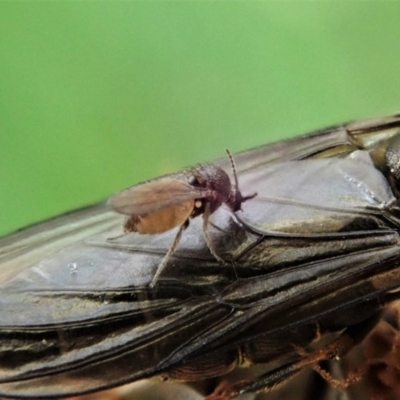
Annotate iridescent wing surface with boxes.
[1,114,400,398]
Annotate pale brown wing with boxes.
[108,175,210,216]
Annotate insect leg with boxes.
[150,221,188,287]
[202,202,225,264]
[208,221,230,234]
[106,232,129,241]
[204,336,355,400]
[206,315,381,399]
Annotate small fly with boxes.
[108,150,256,286]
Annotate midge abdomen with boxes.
[124,200,196,234]
[1,114,400,399]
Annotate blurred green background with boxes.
[2,1,400,236]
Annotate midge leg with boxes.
[205,335,357,400]
[151,204,227,287]
[150,220,189,287]
[205,315,381,399]
[202,202,226,265]
[109,220,190,288]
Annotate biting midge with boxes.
[108,150,256,286]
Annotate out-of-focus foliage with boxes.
[1,2,400,235]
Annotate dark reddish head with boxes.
[190,164,233,214]
[190,151,256,217]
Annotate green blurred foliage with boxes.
[1,1,400,236]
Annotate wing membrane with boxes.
[108,175,209,215]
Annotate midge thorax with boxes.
[108,150,256,286]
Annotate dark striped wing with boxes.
[0,114,400,398]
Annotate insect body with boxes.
[2,114,400,399]
[108,152,256,286]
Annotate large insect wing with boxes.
[108,175,209,215]
[0,224,395,399]
[0,229,238,397]
[154,240,400,367]
[237,151,397,234]
[0,199,248,397]
[1,114,400,399]
[0,204,121,283]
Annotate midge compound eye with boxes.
[3,113,400,400]
[107,149,257,287]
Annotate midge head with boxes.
[108,150,256,286]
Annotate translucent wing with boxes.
[108,174,210,215]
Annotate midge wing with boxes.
[108,173,210,215]
[1,114,400,398]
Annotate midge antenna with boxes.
[226,148,239,194]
